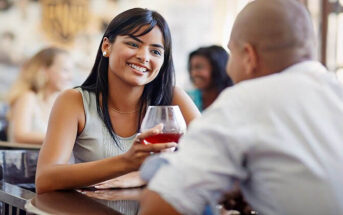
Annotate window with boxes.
[319,0,343,79]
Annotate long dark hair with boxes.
[81,8,175,144]
[188,45,233,92]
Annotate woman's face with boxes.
[45,53,73,91]
[190,55,212,90]
[104,26,165,87]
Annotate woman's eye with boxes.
[127,42,138,48]
[152,50,162,56]
[194,65,204,70]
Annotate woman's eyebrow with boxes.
[128,35,143,43]
[128,35,164,50]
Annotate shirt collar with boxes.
[281,60,327,74]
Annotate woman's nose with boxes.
[136,48,149,63]
[191,68,201,76]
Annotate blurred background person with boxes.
[6,47,72,144]
[187,45,233,112]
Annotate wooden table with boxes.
[26,188,142,215]
[0,180,142,215]
[0,147,142,215]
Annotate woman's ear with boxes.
[101,37,111,57]
[242,43,258,78]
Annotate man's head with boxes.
[227,0,316,84]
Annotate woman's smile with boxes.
[127,63,149,75]
[105,26,164,86]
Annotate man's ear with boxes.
[101,37,111,56]
[242,43,258,77]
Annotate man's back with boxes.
[146,61,343,215]
[139,0,343,214]
[227,61,343,214]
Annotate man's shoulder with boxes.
[218,75,284,100]
[215,71,305,110]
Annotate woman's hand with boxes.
[79,187,142,201]
[122,124,177,171]
[93,171,145,189]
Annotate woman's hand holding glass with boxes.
[122,124,177,171]
[140,106,186,146]
[122,106,185,174]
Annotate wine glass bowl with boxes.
[141,106,186,144]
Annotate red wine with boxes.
[144,133,182,144]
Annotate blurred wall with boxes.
[0,0,323,102]
[0,0,253,101]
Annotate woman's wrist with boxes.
[119,154,139,172]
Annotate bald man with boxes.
[139,0,343,214]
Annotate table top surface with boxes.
[0,144,141,215]
[26,187,143,215]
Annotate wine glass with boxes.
[140,106,186,144]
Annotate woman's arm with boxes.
[36,89,176,193]
[11,91,45,144]
[36,89,131,193]
[172,86,201,126]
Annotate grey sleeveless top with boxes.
[73,88,136,163]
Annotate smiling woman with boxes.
[35,8,200,194]
[187,45,233,111]
[104,26,165,87]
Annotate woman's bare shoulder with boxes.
[50,89,86,131]
[52,89,84,114]
[172,86,201,125]
[54,88,83,105]
[58,88,82,99]
[13,91,37,109]
[172,86,194,104]
[17,90,36,101]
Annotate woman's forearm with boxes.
[35,154,136,194]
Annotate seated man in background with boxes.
[139,0,343,214]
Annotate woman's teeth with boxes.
[129,64,147,72]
